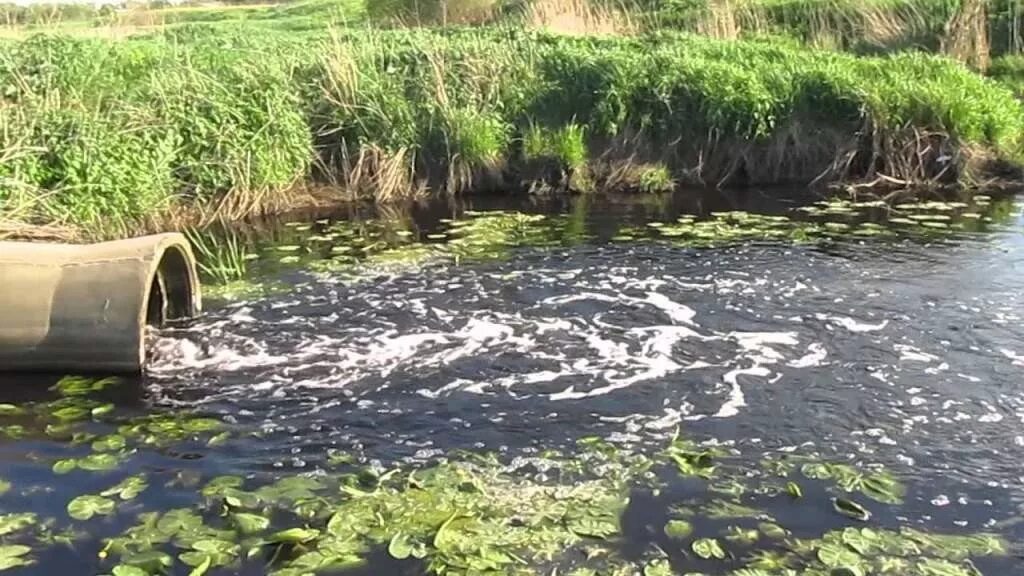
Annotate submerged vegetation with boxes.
[1,1,1024,235]
[0,375,1016,575]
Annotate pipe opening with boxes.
[145,246,196,326]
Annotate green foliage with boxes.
[367,0,500,25]
[3,25,1023,229]
[0,544,33,572]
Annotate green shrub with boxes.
[21,107,177,225]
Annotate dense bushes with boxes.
[1,27,1023,229]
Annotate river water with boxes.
[2,190,1024,575]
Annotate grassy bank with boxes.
[2,27,1022,234]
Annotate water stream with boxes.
[2,190,1024,575]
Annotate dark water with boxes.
[3,189,1024,575]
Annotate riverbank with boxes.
[2,26,1023,237]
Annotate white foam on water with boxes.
[715,365,771,418]
[816,314,889,333]
[643,292,697,324]
[895,344,940,363]
[1000,349,1024,366]
[788,343,827,368]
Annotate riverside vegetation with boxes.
[3,0,1024,237]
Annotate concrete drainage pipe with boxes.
[0,233,202,373]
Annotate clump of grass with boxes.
[989,53,1024,97]
[520,0,637,35]
[184,227,251,284]
[2,26,1023,233]
[367,0,501,26]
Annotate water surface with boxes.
[2,189,1024,575]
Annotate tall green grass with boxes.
[1,27,1022,232]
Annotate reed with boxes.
[1,24,1022,235]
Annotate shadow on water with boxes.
[0,372,146,410]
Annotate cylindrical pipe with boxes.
[0,233,202,373]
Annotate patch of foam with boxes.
[816,314,889,333]
[895,344,940,363]
[788,343,827,368]
[1000,349,1024,367]
[715,366,770,418]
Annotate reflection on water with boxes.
[3,189,1024,575]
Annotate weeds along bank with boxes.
[1,28,1023,232]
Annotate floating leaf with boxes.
[0,513,36,536]
[267,527,319,544]
[692,537,726,560]
[186,554,212,576]
[0,545,32,571]
[78,452,120,472]
[0,479,9,496]
[67,495,115,520]
[53,459,77,475]
[232,513,269,535]
[201,476,244,497]
[92,403,116,418]
[663,520,693,539]
[643,559,673,576]
[758,522,787,540]
[92,434,126,452]
[786,481,803,498]
[916,558,973,576]
[833,497,871,522]
[52,406,89,421]
[724,526,759,545]
[207,431,231,446]
[817,541,862,568]
[841,527,883,556]
[122,551,173,572]
[101,475,148,500]
[388,533,413,560]
[860,472,905,505]
[111,566,148,576]
[0,404,23,416]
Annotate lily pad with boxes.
[644,559,673,576]
[92,434,126,452]
[786,481,803,498]
[664,520,693,539]
[52,459,77,475]
[0,545,32,572]
[232,513,270,534]
[267,527,320,544]
[833,497,871,522]
[818,541,862,567]
[692,537,726,560]
[101,475,148,500]
[67,494,116,520]
[0,514,35,536]
[388,532,414,559]
[78,452,120,472]
[111,566,148,576]
[122,550,173,572]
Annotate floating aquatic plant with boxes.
[0,378,1016,575]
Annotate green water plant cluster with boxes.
[184,194,1016,301]
[642,194,1012,247]
[1,24,1022,233]
[0,375,1017,575]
